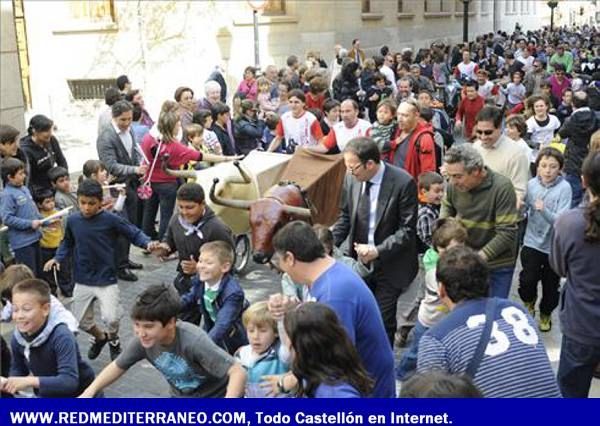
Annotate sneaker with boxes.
[539,314,552,332]
[88,334,108,360]
[524,301,535,318]
[109,338,122,360]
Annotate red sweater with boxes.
[305,92,326,112]
[140,134,202,183]
[456,95,485,140]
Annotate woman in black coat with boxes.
[20,115,68,192]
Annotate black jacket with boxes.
[20,135,68,192]
[332,164,418,289]
[560,108,599,176]
[233,116,265,155]
[212,123,236,156]
[332,62,360,103]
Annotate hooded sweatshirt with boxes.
[560,107,599,176]
[10,311,94,397]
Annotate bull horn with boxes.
[233,161,252,184]
[164,168,197,180]
[282,204,312,218]
[209,178,251,210]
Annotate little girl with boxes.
[185,124,213,172]
[80,160,126,213]
[371,99,398,155]
[502,71,526,112]
[192,109,223,155]
[282,302,374,398]
[257,77,280,116]
[526,94,562,170]
[235,301,290,397]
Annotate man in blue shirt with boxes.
[417,246,561,398]
[267,221,395,397]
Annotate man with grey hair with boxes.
[441,144,519,299]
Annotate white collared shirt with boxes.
[362,162,385,246]
[204,279,221,293]
[112,121,133,158]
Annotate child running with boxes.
[519,147,572,331]
[180,241,248,354]
[1,279,94,397]
[79,283,247,397]
[44,180,160,361]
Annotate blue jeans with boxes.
[565,173,584,208]
[558,335,600,398]
[489,267,515,299]
[396,319,429,381]
[142,182,178,240]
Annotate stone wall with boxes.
[0,1,26,133]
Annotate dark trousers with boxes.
[518,246,560,315]
[173,272,201,325]
[13,241,41,278]
[115,183,144,270]
[367,270,408,347]
[40,247,73,297]
[142,182,178,240]
[558,335,600,398]
[565,173,584,208]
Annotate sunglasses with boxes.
[475,129,495,136]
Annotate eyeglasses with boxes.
[346,162,365,174]
[475,129,495,136]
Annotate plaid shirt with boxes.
[417,203,440,250]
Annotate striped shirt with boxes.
[440,168,519,270]
[417,298,561,398]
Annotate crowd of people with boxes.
[0,23,599,398]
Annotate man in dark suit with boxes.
[333,136,418,345]
[97,100,148,281]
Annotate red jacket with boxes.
[385,121,436,180]
[456,95,485,140]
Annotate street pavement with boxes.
[1,128,598,398]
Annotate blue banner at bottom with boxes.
[0,398,595,426]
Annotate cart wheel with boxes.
[233,234,251,275]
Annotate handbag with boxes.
[137,138,163,200]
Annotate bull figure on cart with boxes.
[210,173,313,264]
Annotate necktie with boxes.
[354,181,373,251]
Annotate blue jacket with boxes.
[11,316,95,397]
[523,175,572,254]
[55,210,151,286]
[181,273,248,354]
[0,184,42,250]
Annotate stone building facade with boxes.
[2,1,596,141]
